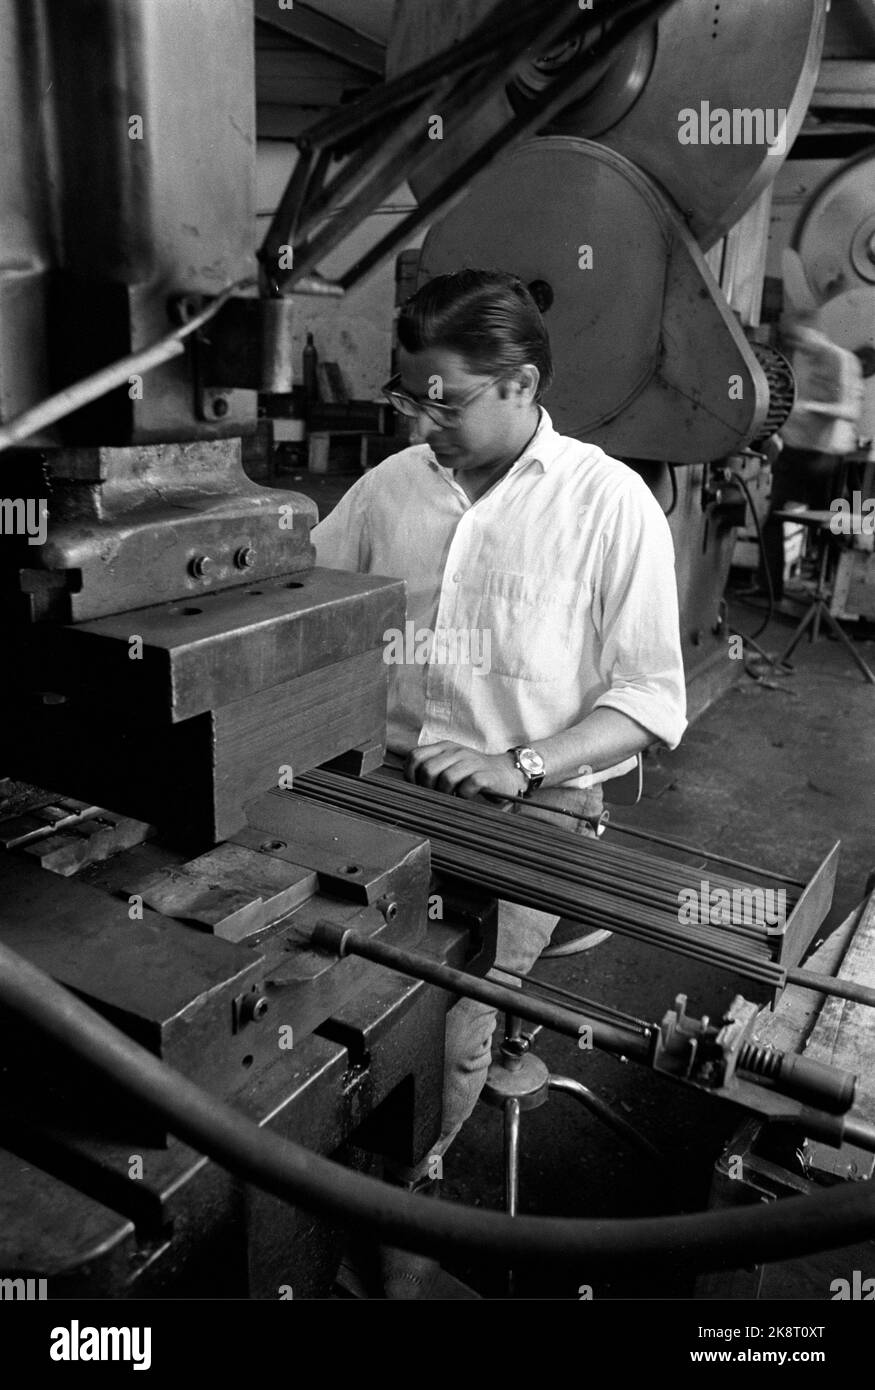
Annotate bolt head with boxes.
[189,555,213,579]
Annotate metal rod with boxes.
[304,770,782,902]
[547,1076,667,1170]
[842,1114,875,1153]
[339,767,794,898]
[502,972,653,1036]
[309,921,654,1065]
[504,1097,521,1297]
[600,820,808,888]
[294,775,789,973]
[304,808,778,968]
[785,966,875,1012]
[292,805,786,981]
[505,1099,521,1220]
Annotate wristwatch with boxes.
[508,746,546,797]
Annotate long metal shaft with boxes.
[293,775,875,1012]
[309,921,655,1064]
[296,773,787,925]
[300,770,793,902]
[294,775,788,982]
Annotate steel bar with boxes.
[292,819,782,970]
[290,776,794,991]
[304,770,782,902]
[305,776,875,1013]
[502,972,654,1037]
[362,768,793,898]
[600,820,808,888]
[294,774,786,956]
[786,966,875,1012]
[505,1099,521,1220]
[309,921,655,1065]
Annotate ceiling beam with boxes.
[254,1,385,77]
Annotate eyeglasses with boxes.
[381,372,501,427]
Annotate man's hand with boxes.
[405,742,527,799]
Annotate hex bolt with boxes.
[241,993,269,1024]
[189,555,213,579]
[234,546,255,570]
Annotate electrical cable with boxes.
[0,277,255,456]
[730,469,775,644]
[4,935,875,1275]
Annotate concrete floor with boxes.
[437,596,875,1299]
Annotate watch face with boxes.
[518,747,544,777]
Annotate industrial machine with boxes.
[1,0,874,1300]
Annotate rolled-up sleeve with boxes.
[591,479,687,749]
[310,473,372,572]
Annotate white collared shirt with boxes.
[311,408,687,788]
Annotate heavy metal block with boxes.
[0,852,268,1099]
[1,647,391,847]
[215,648,389,841]
[241,792,431,909]
[8,441,321,622]
[15,567,404,720]
[129,843,318,943]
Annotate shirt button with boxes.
[452,572,461,583]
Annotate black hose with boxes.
[731,470,774,642]
[2,936,874,1275]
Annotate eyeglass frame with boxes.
[381,371,504,427]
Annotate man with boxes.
[312,268,687,1294]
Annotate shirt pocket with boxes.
[476,569,580,682]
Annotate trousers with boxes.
[394,783,605,1183]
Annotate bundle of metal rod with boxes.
[291,771,796,989]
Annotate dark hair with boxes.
[397,268,553,401]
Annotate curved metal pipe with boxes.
[547,1075,666,1170]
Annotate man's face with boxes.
[396,347,532,472]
